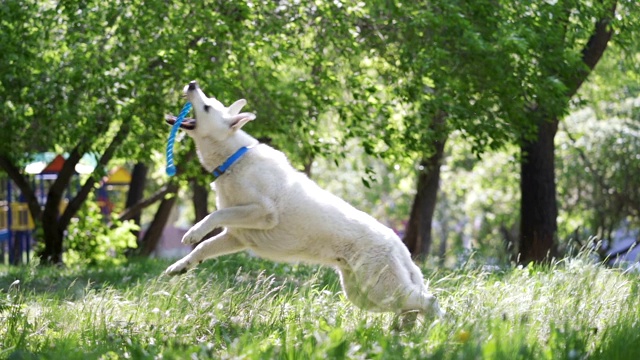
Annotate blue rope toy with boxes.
[165,102,192,176]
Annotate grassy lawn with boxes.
[1,253,639,359]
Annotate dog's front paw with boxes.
[181,228,203,245]
[165,259,193,275]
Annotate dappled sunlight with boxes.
[3,253,640,358]
[434,256,639,358]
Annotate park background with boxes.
[1,0,640,359]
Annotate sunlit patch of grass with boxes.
[1,252,639,359]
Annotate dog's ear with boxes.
[228,112,256,131]
[228,99,247,116]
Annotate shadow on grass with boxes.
[0,252,341,300]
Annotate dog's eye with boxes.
[203,104,210,113]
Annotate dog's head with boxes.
[165,81,256,142]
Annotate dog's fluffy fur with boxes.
[165,81,443,322]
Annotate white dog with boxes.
[164,81,443,324]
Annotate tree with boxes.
[555,28,640,246]
[0,0,189,263]
[357,0,640,263]
[358,0,535,257]
[515,1,629,263]
[3,0,637,265]
[1,0,361,263]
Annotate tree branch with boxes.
[114,147,197,224]
[43,144,84,224]
[60,122,132,229]
[566,1,617,97]
[116,184,174,222]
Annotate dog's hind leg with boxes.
[337,266,381,310]
[349,252,444,320]
[165,230,246,275]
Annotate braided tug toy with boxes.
[165,102,192,176]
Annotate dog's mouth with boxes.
[165,114,197,130]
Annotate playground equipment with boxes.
[0,153,94,264]
[1,153,131,264]
[97,166,132,215]
[0,181,35,264]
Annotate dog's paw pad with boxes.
[181,232,201,245]
[165,261,190,275]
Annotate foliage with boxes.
[0,254,639,359]
[0,0,366,261]
[312,141,416,232]
[231,0,358,165]
[556,38,640,242]
[557,100,640,241]
[64,195,138,266]
[313,133,523,262]
[1,0,640,264]
[350,0,640,261]
[0,0,52,156]
[357,0,601,158]
[353,0,640,170]
[437,136,521,261]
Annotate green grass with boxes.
[1,253,639,359]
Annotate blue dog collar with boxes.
[213,144,256,178]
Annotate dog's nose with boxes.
[188,81,197,91]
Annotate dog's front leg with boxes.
[165,230,245,275]
[182,203,277,245]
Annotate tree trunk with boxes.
[191,178,222,245]
[518,4,615,263]
[519,119,559,263]
[192,179,209,223]
[39,146,83,264]
[125,163,148,238]
[403,136,447,257]
[138,182,179,256]
[437,193,448,266]
[39,215,65,264]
